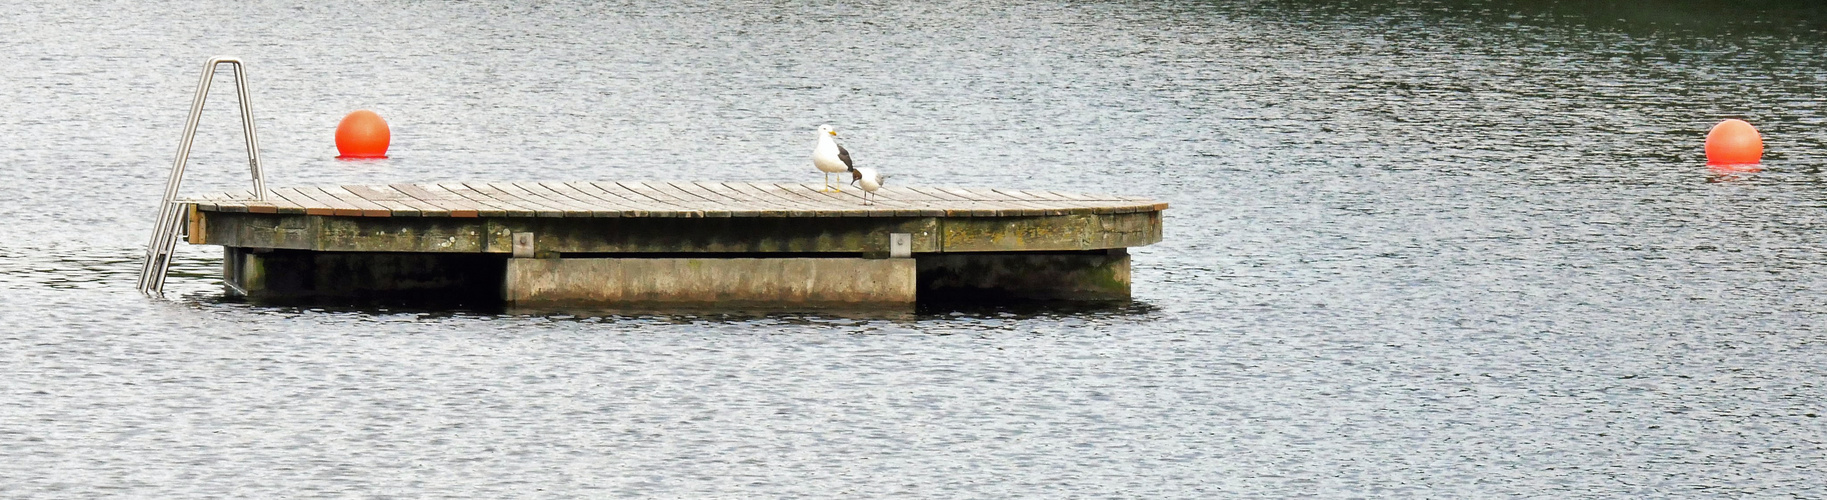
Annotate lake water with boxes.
[3,0,1826,496]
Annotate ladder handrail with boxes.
[137,57,268,296]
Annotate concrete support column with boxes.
[504,257,917,309]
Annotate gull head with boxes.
[817,124,836,136]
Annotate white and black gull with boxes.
[850,166,886,205]
[812,124,855,192]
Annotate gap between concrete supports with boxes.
[916,250,1131,301]
[223,247,507,306]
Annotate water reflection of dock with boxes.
[179,181,1166,309]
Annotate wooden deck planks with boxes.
[533,182,633,217]
[756,183,853,217]
[622,181,723,217]
[247,190,297,214]
[904,187,1005,217]
[281,187,360,217]
[464,182,566,217]
[183,181,1165,219]
[438,182,532,217]
[586,181,698,217]
[812,184,925,217]
[318,186,393,217]
[778,183,876,217]
[494,182,598,218]
[721,182,822,217]
[649,181,751,217]
[391,184,482,217]
[562,182,664,217]
[345,185,431,217]
[265,188,328,216]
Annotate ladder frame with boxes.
[137,57,268,296]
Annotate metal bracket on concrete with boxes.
[890,233,912,258]
[512,232,535,258]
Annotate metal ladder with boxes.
[137,57,268,296]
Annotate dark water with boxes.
[5,0,1827,496]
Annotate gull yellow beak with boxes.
[829,130,837,136]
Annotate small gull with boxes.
[850,166,886,205]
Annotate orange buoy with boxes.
[335,110,390,158]
[1705,119,1762,165]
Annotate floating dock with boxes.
[179,181,1166,309]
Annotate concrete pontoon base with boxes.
[505,257,917,308]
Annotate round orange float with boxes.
[1705,119,1762,165]
[335,110,390,158]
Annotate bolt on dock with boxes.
[177,180,1166,309]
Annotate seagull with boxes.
[812,124,854,192]
[850,166,885,205]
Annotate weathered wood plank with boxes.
[1002,189,1116,214]
[580,181,675,215]
[521,181,627,217]
[820,184,904,217]
[287,186,364,217]
[562,182,661,217]
[759,182,854,217]
[202,189,285,214]
[722,182,820,217]
[627,181,731,218]
[534,182,635,217]
[290,186,361,217]
[319,186,394,217]
[904,187,1001,217]
[242,190,304,214]
[689,181,784,216]
[391,184,482,217]
[986,189,1113,215]
[681,181,783,217]
[939,187,1052,216]
[659,181,764,217]
[868,188,948,217]
[962,188,1069,216]
[814,185,936,217]
[779,183,882,217]
[1001,188,1065,201]
[655,181,741,214]
[496,181,596,218]
[195,192,242,213]
[1046,190,1098,201]
[344,185,428,217]
[588,181,698,217]
[464,182,564,217]
[484,182,579,217]
[241,190,288,214]
[366,184,452,216]
[268,187,334,216]
[438,182,529,217]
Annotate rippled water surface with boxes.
[5,0,1827,496]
